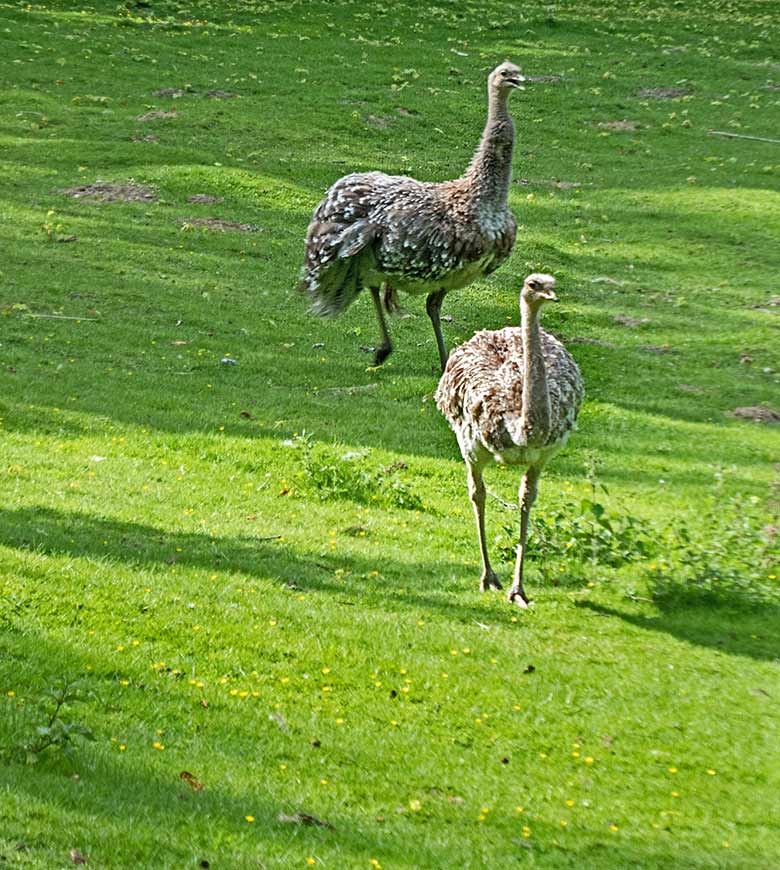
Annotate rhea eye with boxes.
[500,70,508,77]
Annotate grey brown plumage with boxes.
[299,61,524,370]
[436,273,584,606]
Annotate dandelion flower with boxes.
[245,815,255,823]
[409,799,422,811]
[152,741,164,751]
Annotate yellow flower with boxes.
[245,815,254,823]
[609,824,619,832]
[668,767,678,774]
[584,756,594,764]
[152,741,164,751]
[7,690,15,697]
[706,769,716,776]
[306,859,316,866]
[566,799,574,807]
[409,799,422,811]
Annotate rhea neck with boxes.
[518,296,552,447]
[466,85,515,216]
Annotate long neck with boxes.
[465,87,515,213]
[518,299,552,447]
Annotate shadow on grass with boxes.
[576,600,780,664]
[0,647,428,869]
[0,504,510,626]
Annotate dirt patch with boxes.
[639,344,674,354]
[597,120,640,132]
[395,106,417,117]
[137,109,177,122]
[187,194,224,204]
[525,75,562,83]
[765,83,780,92]
[637,87,691,99]
[678,384,705,394]
[515,178,585,190]
[131,134,158,143]
[179,217,261,233]
[206,90,238,99]
[567,336,618,349]
[62,181,157,203]
[153,88,185,98]
[731,406,780,423]
[366,114,393,128]
[614,314,651,328]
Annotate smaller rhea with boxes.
[436,273,584,607]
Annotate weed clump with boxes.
[287,433,424,511]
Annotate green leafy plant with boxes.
[5,680,95,765]
[288,432,424,510]
[647,493,780,607]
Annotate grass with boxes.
[1,0,779,867]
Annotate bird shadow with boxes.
[576,599,780,664]
[0,504,516,627]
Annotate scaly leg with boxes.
[370,286,393,365]
[425,289,449,372]
[507,465,541,608]
[467,461,502,592]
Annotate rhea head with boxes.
[521,273,558,308]
[489,61,525,93]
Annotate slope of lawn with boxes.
[0,0,779,867]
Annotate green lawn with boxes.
[1,0,779,867]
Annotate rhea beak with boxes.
[543,290,558,302]
[507,75,526,90]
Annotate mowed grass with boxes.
[1,0,779,867]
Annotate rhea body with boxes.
[436,274,584,606]
[299,61,524,371]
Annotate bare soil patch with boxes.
[179,217,261,233]
[639,344,674,354]
[567,336,618,349]
[731,406,780,423]
[637,87,691,99]
[137,109,177,121]
[131,134,158,143]
[525,75,562,83]
[597,120,640,132]
[614,314,651,328]
[153,88,185,97]
[62,181,157,203]
[187,194,224,204]
[366,114,393,128]
[206,90,238,99]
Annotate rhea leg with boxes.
[507,465,541,608]
[370,287,393,365]
[466,460,502,591]
[425,289,449,372]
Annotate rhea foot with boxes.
[373,342,393,366]
[507,588,530,608]
[479,569,503,592]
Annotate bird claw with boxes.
[479,570,502,592]
[507,589,531,608]
[373,344,392,366]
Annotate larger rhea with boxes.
[436,274,584,607]
[299,62,524,371]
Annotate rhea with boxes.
[436,274,584,606]
[299,61,524,371]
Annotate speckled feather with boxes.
[436,325,584,464]
[299,65,520,317]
